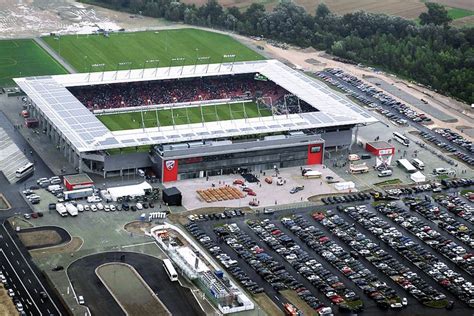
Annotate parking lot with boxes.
[167,165,349,209]
[183,183,473,315]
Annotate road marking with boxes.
[28,278,31,284]
[274,295,280,301]
[5,242,8,247]
[16,260,20,265]
[22,269,26,274]
[121,241,156,248]
[13,283,16,288]
[34,288,37,293]
[2,223,61,315]
[11,251,14,255]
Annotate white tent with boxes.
[335,181,355,191]
[107,181,152,201]
[410,171,426,183]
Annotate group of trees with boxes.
[82,0,474,104]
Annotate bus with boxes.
[15,162,34,179]
[393,132,410,146]
[163,259,178,282]
[397,159,417,173]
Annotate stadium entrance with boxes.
[151,134,324,182]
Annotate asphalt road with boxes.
[193,188,474,316]
[320,71,473,159]
[0,222,68,316]
[68,252,205,316]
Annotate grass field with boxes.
[97,102,272,131]
[0,39,67,87]
[42,28,264,72]
[447,7,474,19]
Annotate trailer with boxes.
[65,203,78,216]
[63,188,93,200]
[56,203,67,217]
[349,163,369,174]
[397,159,417,173]
[303,170,322,179]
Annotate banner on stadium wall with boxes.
[162,160,178,182]
[307,144,323,165]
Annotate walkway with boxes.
[33,38,77,74]
[0,127,30,183]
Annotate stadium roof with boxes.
[15,59,377,153]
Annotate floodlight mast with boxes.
[259,96,274,120]
[218,54,236,72]
[168,57,185,75]
[87,63,106,82]
[194,56,210,74]
[115,61,132,79]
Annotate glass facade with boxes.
[175,145,312,180]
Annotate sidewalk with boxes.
[33,38,77,74]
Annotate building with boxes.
[15,59,377,182]
[63,173,94,191]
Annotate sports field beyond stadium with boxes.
[0,39,67,87]
[42,28,264,72]
[97,102,272,131]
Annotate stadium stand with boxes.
[68,73,294,111]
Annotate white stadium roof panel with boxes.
[14,59,377,153]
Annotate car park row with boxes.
[403,197,473,249]
[434,193,474,225]
[342,205,474,307]
[312,210,449,309]
[375,203,473,276]
[419,131,474,166]
[248,219,365,312]
[281,214,403,309]
[0,270,26,314]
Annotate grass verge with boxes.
[253,293,284,316]
[374,178,402,186]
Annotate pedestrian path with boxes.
[0,127,30,183]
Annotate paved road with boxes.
[0,222,69,316]
[33,38,77,74]
[68,252,204,316]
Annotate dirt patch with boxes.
[30,237,83,257]
[253,293,284,316]
[18,230,62,248]
[0,284,17,316]
[124,221,154,235]
[280,290,315,316]
[0,194,11,210]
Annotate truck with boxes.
[56,203,67,217]
[303,170,322,179]
[64,188,93,201]
[65,203,78,216]
[349,163,369,174]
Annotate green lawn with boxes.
[97,102,272,131]
[42,29,264,72]
[447,7,474,20]
[0,39,67,87]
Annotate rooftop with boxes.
[63,173,93,184]
[15,60,377,153]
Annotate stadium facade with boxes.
[15,59,377,182]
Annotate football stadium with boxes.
[15,59,377,182]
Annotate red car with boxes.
[233,179,244,185]
[312,212,325,221]
[247,190,257,196]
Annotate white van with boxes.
[87,195,102,203]
[137,169,145,177]
[378,170,393,177]
[412,159,424,170]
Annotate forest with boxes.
[81,0,474,104]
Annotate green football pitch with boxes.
[42,28,264,72]
[97,102,272,131]
[0,39,67,87]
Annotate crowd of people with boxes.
[68,74,289,111]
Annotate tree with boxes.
[419,2,452,26]
[315,3,330,19]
